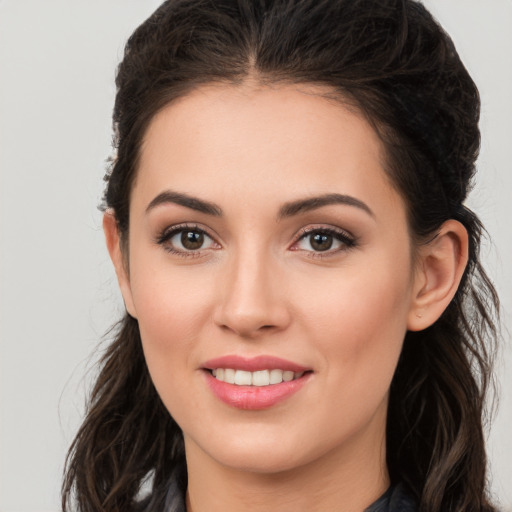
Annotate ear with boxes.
[407,220,468,331]
[103,211,137,319]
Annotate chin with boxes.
[186,425,336,476]
[211,447,310,475]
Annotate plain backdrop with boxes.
[0,1,511,511]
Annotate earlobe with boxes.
[103,211,138,319]
[407,220,469,331]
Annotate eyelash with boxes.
[156,223,357,258]
[292,226,357,257]
[156,223,218,258]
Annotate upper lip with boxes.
[202,355,310,373]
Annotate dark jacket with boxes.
[138,464,418,512]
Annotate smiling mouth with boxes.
[209,368,308,386]
[203,358,313,409]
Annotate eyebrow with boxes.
[278,193,374,219]
[145,190,374,219]
[146,190,223,216]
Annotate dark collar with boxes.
[365,483,417,512]
[139,465,417,512]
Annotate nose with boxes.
[213,248,291,338]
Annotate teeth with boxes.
[252,370,270,386]
[224,368,235,384]
[283,371,294,382]
[269,369,283,384]
[234,370,252,385]
[211,368,305,386]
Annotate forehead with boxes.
[134,82,404,220]
[141,82,381,165]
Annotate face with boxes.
[117,83,421,475]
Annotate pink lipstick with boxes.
[202,355,312,410]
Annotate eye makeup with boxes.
[155,221,358,260]
[155,223,220,257]
[291,225,357,257]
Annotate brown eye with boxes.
[181,230,204,250]
[293,227,355,255]
[158,226,217,255]
[309,233,333,251]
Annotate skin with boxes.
[105,83,468,512]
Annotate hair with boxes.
[63,1,500,511]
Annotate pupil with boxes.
[181,231,204,250]
[311,233,332,251]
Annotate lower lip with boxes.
[204,371,311,410]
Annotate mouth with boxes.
[209,368,307,386]
[201,355,313,410]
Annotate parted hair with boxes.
[63,1,500,511]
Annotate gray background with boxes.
[1,1,510,510]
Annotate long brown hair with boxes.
[63,1,500,510]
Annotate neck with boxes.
[184,422,389,512]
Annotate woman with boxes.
[62,1,500,511]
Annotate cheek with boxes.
[128,256,215,371]
[130,265,215,417]
[296,257,412,394]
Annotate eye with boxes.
[292,227,356,254]
[157,225,219,255]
